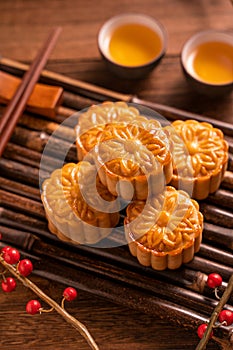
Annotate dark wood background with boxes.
[0,1,232,349]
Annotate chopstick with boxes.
[0,27,62,157]
[1,57,233,137]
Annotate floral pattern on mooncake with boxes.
[75,101,164,161]
[169,120,228,199]
[124,186,203,270]
[94,122,173,200]
[41,161,120,245]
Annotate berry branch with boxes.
[196,274,233,350]
[0,247,99,350]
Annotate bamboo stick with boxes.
[8,107,233,156]
[1,55,233,349]
[0,176,41,201]
[1,57,233,137]
[0,189,45,219]
[10,126,77,162]
[1,224,232,300]
[0,239,232,347]
[199,243,233,269]
[0,206,233,282]
[10,127,233,187]
[1,167,233,249]
[0,231,232,320]
[18,112,75,141]
[4,143,63,171]
[207,188,233,210]
[221,171,233,191]
[203,222,233,250]
[199,203,233,229]
[0,158,50,186]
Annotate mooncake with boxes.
[169,120,228,200]
[41,161,120,245]
[76,101,142,160]
[93,122,173,201]
[124,186,203,270]
[75,101,165,161]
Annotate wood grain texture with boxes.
[0,71,63,117]
[0,0,232,60]
[0,1,233,350]
[0,1,232,123]
[0,276,220,350]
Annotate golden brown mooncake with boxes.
[75,101,164,161]
[124,186,203,270]
[93,122,173,201]
[76,101,141,160]
[41,161,120,245]
[169,120,228,200]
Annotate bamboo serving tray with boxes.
[0,67,233,348]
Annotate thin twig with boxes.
[195,274,233,350]
[0,255,99,350]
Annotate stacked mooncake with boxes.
[41,101,228,269]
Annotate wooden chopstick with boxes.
[0,27,61,157]
[1,57,233,137]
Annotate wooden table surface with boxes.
[0,1,232,350]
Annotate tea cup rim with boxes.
[181,29,233,87]
[98,12,167,69]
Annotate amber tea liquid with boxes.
[187,41,233,85]
[108,23,162,67]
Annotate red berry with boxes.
[26,300,41,315]
[1,246,11,256]
[197,324,213,339]
[3,247,20,265]
[1,277,17,292]
[18,259,33,277]
[207,273,222,289]
[63,287,78,301]
[218,309,233,326]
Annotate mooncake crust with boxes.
[124,186,203,270]
[169,120,228,200]
[75,101,165,161]
[94,122,173,200]
[41,161,120,245]
[76,101,142,160]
